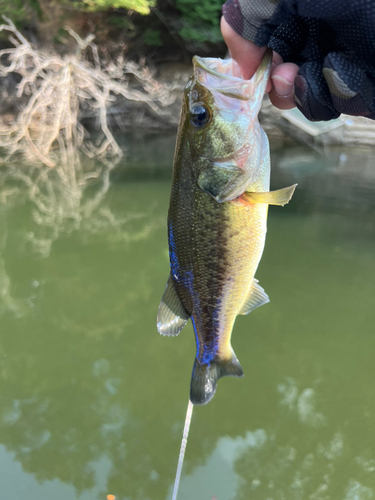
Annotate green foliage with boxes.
[29,0,42,16]
[143,28,163,46]
[53,27,68,45]
[107,14,135,29]
[0,0,225,57]
[175,0,222,25]
[0,0,30,24]
[174,0,222,44]
[179,20,222,43]
[72,0,155,15]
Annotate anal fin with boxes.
[239,278,269,315]
[243,184,297,206]
[157,274,189,336]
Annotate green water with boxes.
[0,134,375,500]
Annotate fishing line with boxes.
[171,399,194,500]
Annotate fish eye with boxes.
[190,104,211,129]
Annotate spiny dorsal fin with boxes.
[157,274,189,336]
[243,184,297,206]
[239,278,270,315]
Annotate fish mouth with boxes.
[193,50,272,82]
[193,57,252,100]
[192,50,272,100]
[193,57,243,81]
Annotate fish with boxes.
[157,49,296,405]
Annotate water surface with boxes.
[0,134,375,500]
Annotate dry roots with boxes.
[0,17,174,258]
[0,16,173,168]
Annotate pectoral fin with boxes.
[239,279,270,315]
[243,184,297,206]
[157,274,189,336]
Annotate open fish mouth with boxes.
[193,57,243,80]
[193,57,254,100]
[192,50,272,100]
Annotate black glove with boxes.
[223,0,375,121]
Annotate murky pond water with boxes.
[0,132,375,500]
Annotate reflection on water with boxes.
[175,430,267,500]
[0,157,116,259]
[0,136,375,499]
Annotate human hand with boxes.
[221,17,299,111]
[221,0,375,122]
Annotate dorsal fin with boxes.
[157,274,190,336]
[239,279,270,315]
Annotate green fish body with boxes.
[157,51,296,405]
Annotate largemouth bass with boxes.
[157,50,296,405]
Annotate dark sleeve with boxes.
[222,0,375,50]
[222,0,282,46]
[223,0,375,121]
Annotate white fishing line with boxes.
[171,399,194,500]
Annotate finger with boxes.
[272,51,283,67]
[295,62,340,120]
[221,16,266,80]
[269,62,299,110]
[267,51,284,93]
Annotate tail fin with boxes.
[190,353,243,405]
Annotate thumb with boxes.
[221,17,266,80]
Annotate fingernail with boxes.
[271,75,293,97]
